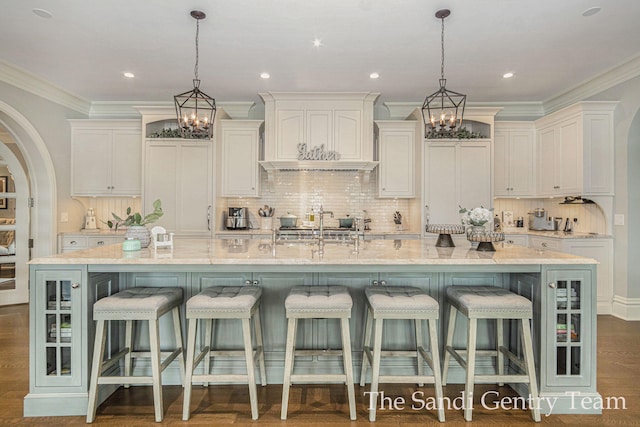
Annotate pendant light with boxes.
[174,10,216,139]
[421,9,466,138]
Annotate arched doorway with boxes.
[0,101,58,305]
[0,138,29,305]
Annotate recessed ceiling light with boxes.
[32,8,53,18]
[503,72,514,79]
[369,72,380,79]
[260,72,270,79]
[582,7,601,17]
[123,72,135,79]
[312,38,322,48]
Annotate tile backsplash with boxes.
[222,170,420,232]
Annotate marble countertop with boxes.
[31,238,596,266]
[501,228,612,239]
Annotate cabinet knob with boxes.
[507,240,514,244]
[244,280,251,285]
[382,187,386,191]
[70,240,77,245]
[541,242,548,247]
[372,280,379,286]
[252,280,259,286]
[380,280,387,286]
[71,282,80,289]
[548,282,556,289]
[97,241,104,245]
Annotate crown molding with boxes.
[0,61,90,115]
[543,54,640,114]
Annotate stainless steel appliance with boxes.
[528,209,561,231]
[226,207,249,229]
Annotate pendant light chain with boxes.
[194,17,200,81]
[440,15,445,81]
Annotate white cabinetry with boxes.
[425,139,492,224]
[70,120,141,196]
[503,234,528,247]
[535,102,616,196]
[494,122,535,197]
[144,139,214,237]
[219,120,263,197]
[375,120,416,198]
[58,233,123,253]
[259,92,378,170]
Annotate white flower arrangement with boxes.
[459,206,493,227]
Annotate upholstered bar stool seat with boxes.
[360,286,445,422]
[87,287,185,423]
[281,285,356,420]
[182,286,266,421]
[442,286,540,422]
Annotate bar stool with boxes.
[86,287,185,423]
[182,285,266,421]
[281,285,356,420]
[360,285,445,422]
[442,285,540,422]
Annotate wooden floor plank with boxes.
[3,304,639,425]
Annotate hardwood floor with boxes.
[2,304,639,426]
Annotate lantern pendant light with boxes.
[174,10,216,139]
[421,9,466,138]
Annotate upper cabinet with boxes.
[494,122,535,197]
[70,120,141,196]
[375,120,417,198]
[258,92,379,172]
[535,102,616,197]
[219,120,263,197]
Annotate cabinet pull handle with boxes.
[244,280,251,285]
[542,242,548,247]
[548,282,556,288]
[70,240,77,245]
[207,205,212,231]
[71,282,80,289]
[252,280,259,286]
[380,280,387,286]
[372,280,379,286]
[97,241,104,245]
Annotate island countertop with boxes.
[30,238,597,266]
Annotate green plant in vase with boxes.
[111,199,163,248]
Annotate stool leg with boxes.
[182,317,198,421]
[281,317,297,420]
[172,306,186,387]
[340,317,356,421]
[442,306,457,386]
[242,317,260,420]
[203,318,213,387]
[253,306,267,386]
[428,318,445,423]
[149,318,164,422]
[368,317,384,422]
[415,319,425,387]
[464,318,478,422]
[497,318,504,386]
[359,306,373,387]
[123,319,133,388]
[520,318,541,422]
[86,319,107,423]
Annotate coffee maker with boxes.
[226,207,249,229]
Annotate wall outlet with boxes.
[60,212,68,223]
[614,214,625,226]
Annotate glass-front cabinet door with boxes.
[34,270,83,388]
[545,269,592,387]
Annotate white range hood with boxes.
[259,92,380,176]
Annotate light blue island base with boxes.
[24,239,600,417]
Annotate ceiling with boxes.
[1,0,640,110]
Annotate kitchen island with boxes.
[25,238,600,417]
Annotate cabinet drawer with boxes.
[529,236,561,251]
[88,237,120,248]
[60,236,88,250]
[504,235,528,247]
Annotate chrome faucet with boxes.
[317,205,334,243]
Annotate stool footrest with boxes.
[294,349,344,356]
[378,375,437,384]
[500,346,526,371]
[98,376,154,385]
[290,374,347,383]
[192,374,250,383]
[99,347,129,373]
[474,374,531,383]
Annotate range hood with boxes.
[258,160,378,172]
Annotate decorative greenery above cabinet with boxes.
[69,120,141,197]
